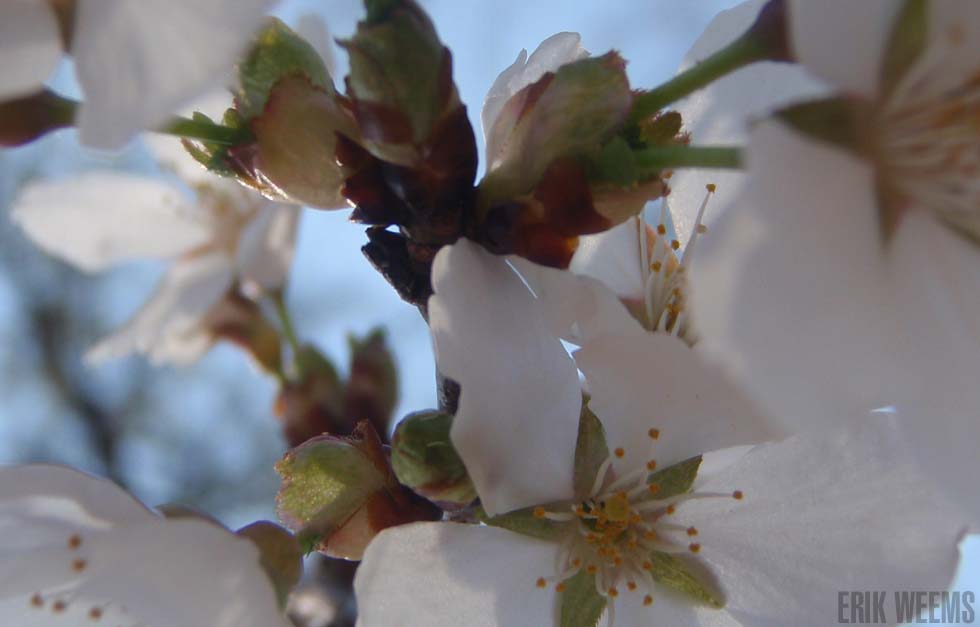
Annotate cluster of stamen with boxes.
[531,426,742,621]
[26,532,125,623]
[633,182,714,344]
[877,27,980,233]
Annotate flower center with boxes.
[531,425,740,619]
[631,182,714,343]
[877,31,980,236]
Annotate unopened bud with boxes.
[274,345,345,446]
[276,422,440,560]
[391,410,476,507]
[344,329,398,438]
[207,292,282,376]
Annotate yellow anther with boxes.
[663,170,674,179]
[733,490,744,500]
[68,534,82,550]
[671,240,680,250]
[627,581,638,591]
[648,483,660,496]
[643,530,657,541]
[536,577,547,588]
[706,183,716,193]
[642,561,653,571]
[666,505,676,515]
[646,460,657,471]
[614,447,625,458]
[644,595,654,606]
[89,607,103,621]
[689,543,701,553]
[72,558,87,572]
[656,224,667,235]
[572,558,582,568]
[648,428,660,440]
[556,582,567,593]
[686,526,698,537]
[651,261,663,273]
[587,564,598,575]
[697,224,708,234]
[30,594,43,608]
[608,587,619,598]
[53,600,67,613]
[533,507,546,519]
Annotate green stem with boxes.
[631,30,771,123]
[634,145,743,170]
[272,291,303,371]
[28,93,249,145]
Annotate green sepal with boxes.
[647,551,724,609]
[880,0,928,99]
[589,137,638,188]
[559,569,607,627]
[573,403,609,500]
[476,505,568,542]
[646,455,702,500]
[237,17,331,120]
[774,97,869,156]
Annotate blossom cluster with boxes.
[0,0,977,626]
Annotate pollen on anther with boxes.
[656,224,667,235]
[89,607,103,621]
[642,561,653,571]
[671,240,680,250]
[587,564,598,575]
[648,484,660,496]
[572,558,582,568]
[533,507,546,519]
[614,447,625,458]
[733,490,744,500]
[608,587,619,598]
[72,558,87,572]
[52,600,67,613]
[644,595,654,606]
[627,581,638,591]
[648,428,660,440]
[687,526,698,537]
[30,593,44,608]
[646,460,657,471]
[689,543,701,553]
[663,170,674,179]
[706,183,717,193]
[666,505,676,515]
[651,261,662,273]
[68,534,82,550]
[555,582,567,593]
[536,577,547,588]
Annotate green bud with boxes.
[340,0,458,164]
[274,346,346,447]
[236,521,304,609]
[250,75,356,210]
[390,410,476,506]
[276,422,440,560]
[236,17,331,120]
[208,292,282,376]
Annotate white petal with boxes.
[73,0,274,149]
[429,241,580,515]
[787,0,901,98]
[12,173,211,272]
[574,332,783,475]
[87,252,233,365]
[616,588,739,627]
[355,522,556,627]
[0,465,288,627]
[691,120,901,432]
[0,0,61,99]
[669,0,828,246]
[482,32,588,164]
[236,204,301,292]
[570,219,646,300]
[679,415,964,627]
[888,214,980,525]
[510,255,642,345]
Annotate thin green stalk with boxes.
[634,145,743,170]
[631,30,770,123]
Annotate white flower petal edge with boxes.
[0,464,289,627]
[482,32,588,167]
[12,173,212,272]
[429,240,580,516]
[73,0,274,149]
[680,413,965,627]
[86,251,234,365]
[575,331,786,477]
[0,0,62,100]
[355,523,557,627]
[786,0,900,99]
[668,0,828,247]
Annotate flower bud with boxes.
[274,345,346,447]
[207,291,282,375]
[391,410,476,507]
[276,422,441,561]
[344,329,398,438]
